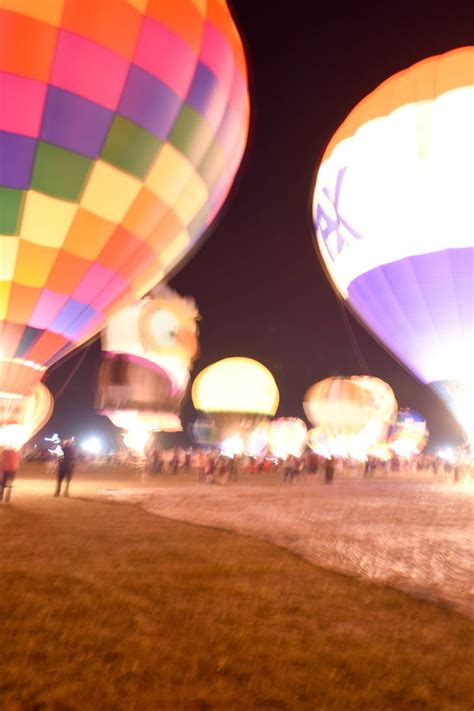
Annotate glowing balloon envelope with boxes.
[304,376,397,459]
[0,383,53,448]
[244,420,270,456]
[0,1,250,409]
[268,418,307,459]
[192,357,279,415]
[96,287,199,436]
[388,409,429,457]
[368,442,392,462]
[307,427,330,458]
[313,47,474,442]
[190,414,219,446]
[192,357,279,441]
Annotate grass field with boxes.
[0,488,473,710]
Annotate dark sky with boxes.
[41,1,474,449]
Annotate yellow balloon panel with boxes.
[268,418,307,458]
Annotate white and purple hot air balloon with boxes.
[313,47,474,443]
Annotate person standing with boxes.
[324,456,336,484]
[1,447,20,502]
[55,439,76,497]
[283,456,296,483]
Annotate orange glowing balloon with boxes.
[0,383,53,448]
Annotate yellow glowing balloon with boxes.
[307,427,330,457]
[108,411,182,433]
[123,426,151,455]
[268,418,307,459]
[192,357,279,415]
[368,442,393,461]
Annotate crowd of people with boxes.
[2,440,471,504]
[141,447,471,485]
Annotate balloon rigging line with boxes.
[337,299,371,376]
[45,334,100,374]
[49,342,94,402]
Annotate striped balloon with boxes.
[0,0,249,398]
[304,376,397,458]
[268,417,307,459]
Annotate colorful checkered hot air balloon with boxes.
[312,47,474,443]
[0,0,250,424]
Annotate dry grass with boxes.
[0,494,472,710]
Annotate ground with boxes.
[0,464,472,709]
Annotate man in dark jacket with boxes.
[55,439,76,497]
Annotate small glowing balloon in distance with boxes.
[81,437,103,456]
[388,409,429,458]
[0,384,53,449]
[307,427,330,458]
[268,418,307,459]
[190,415,219,446]
[123,426,151,456]
[304,376,397,459]
[367,442,392,461]
[313,47,474,443]
[0,1,250,425]
[221,434,244,458]
[245,421,270,456]
[192,357,279,415]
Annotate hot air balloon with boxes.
[190,414,219,446]
[304,376,397,459]
[0,383,53,450]
[388,409,429,458]
[307,427,330,458]
[312,47,474,443]
[0,0,249,435]
[367,442,392,462]
[192,357,279,441]
[268,417,307,459]
[96,285,199,448]
[244,420,270,456]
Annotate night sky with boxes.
[41,1,474,449]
